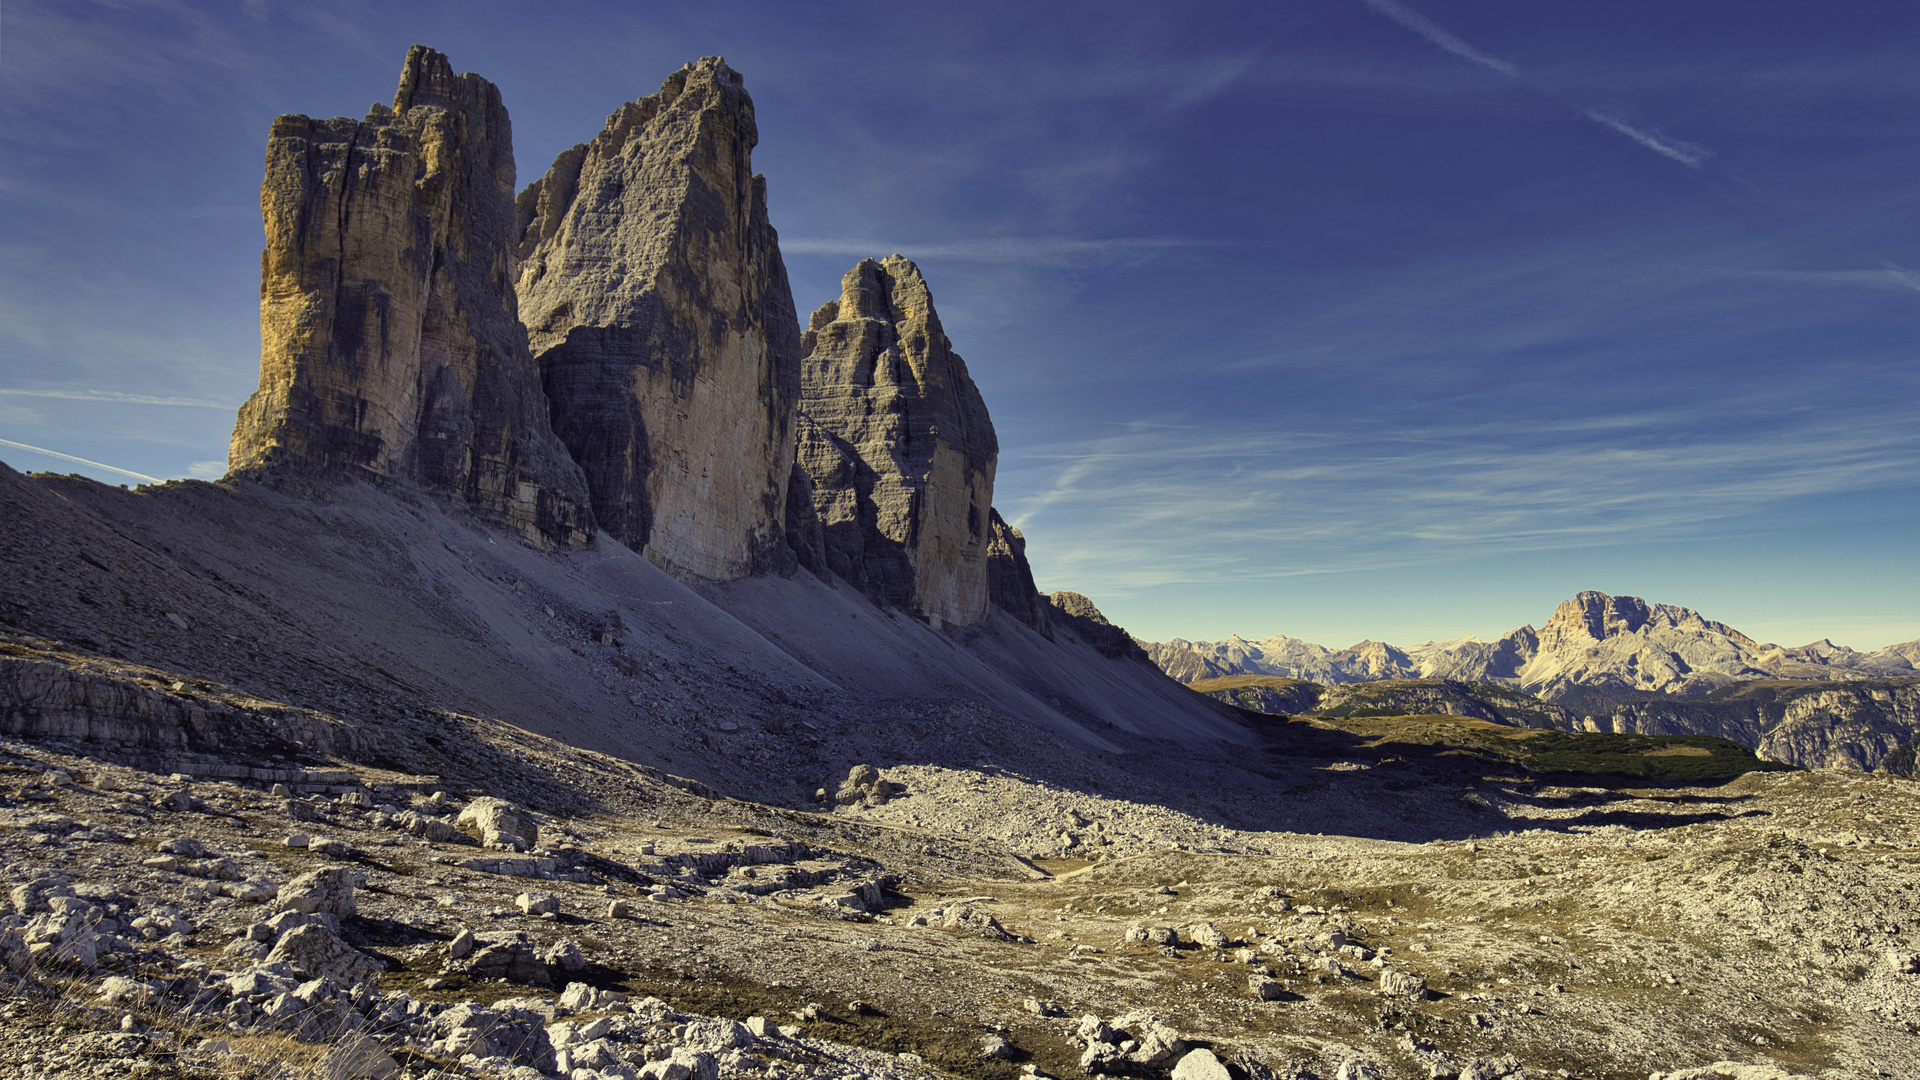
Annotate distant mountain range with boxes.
[1144,590,1920,700]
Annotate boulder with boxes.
[545,938,588,974]
[265,924,381,985]
[942,905,1013,940]
[457,797,540,850]
[795,256,998,630]
[516,891,560,916]
[1377,970,1427,998]
[1119,1014,1186,1069]
[1186,922,1229,949]
[680,1018,753,1053]
[275,868,357,919]
[516,56,802,581]
[11,877,71,915]
[639,1049,719,1080]
[559,981,629,1012]
[833,764,888,806]
[1172,1049,1233,1080]
[459,930,551,985]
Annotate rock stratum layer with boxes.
[795,257,997,630]
[229,46,592,550]
[515,57,802,582]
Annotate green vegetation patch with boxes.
[1239,708,1790,787]
[1516,730,1793,783]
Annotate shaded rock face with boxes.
[796,257,997,630]
[515,57,802,582]
[986,510,1051,639]
[1048,592,1149,662]
[229,45,592,551]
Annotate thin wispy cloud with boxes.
[176,206,258,220]
[1360,0,1521,79]
[1003,403,1920,597]
[0,388,229,408]
[1582,110,1713,168]
[0,437,162,484]
[1735,266,1920,294]
[780,236,1226,266]
[1356,0,1717,172]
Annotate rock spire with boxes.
[796,257,998,630]
[987,510,1052,638]
[514,57,803,582]
[228,45,593,550]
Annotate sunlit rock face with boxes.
[795,257,997,630]
[230,45,593,551]
[514,57,802,582]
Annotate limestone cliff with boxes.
[515,58,802,582]
[986,509,1051,638]
[795,257,997,629]
[229,46,592,550]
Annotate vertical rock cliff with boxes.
[795,257,998,630]
[228,46,593,550]
[987,509,1052,638]
[514,58,802,582]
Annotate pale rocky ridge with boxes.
[1148,591,1918,697]
[228,45,594,552]
[1187,671,1920,773]
[515,57,803,582]
[1156,593,1920,770]
[794,257,998,630]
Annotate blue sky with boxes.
[2,1,1917,650]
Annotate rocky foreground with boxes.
[3,690,1919,1080]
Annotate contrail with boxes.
[1358,0,1718,171]
[1583,110,1713,169]
[0,387,227,407]
[0,437,164,483]
[1360,0,1522,78]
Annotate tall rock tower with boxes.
[228,46,593,550]
[514,58,803,582]
[796,256,998,630]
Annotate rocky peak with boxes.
[1046,592,1149,661]
[795,256,997,630]
[514,56,801,582]
[228,45,593,550]
[1542,591,1755,649]
[986,510,1051,639]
